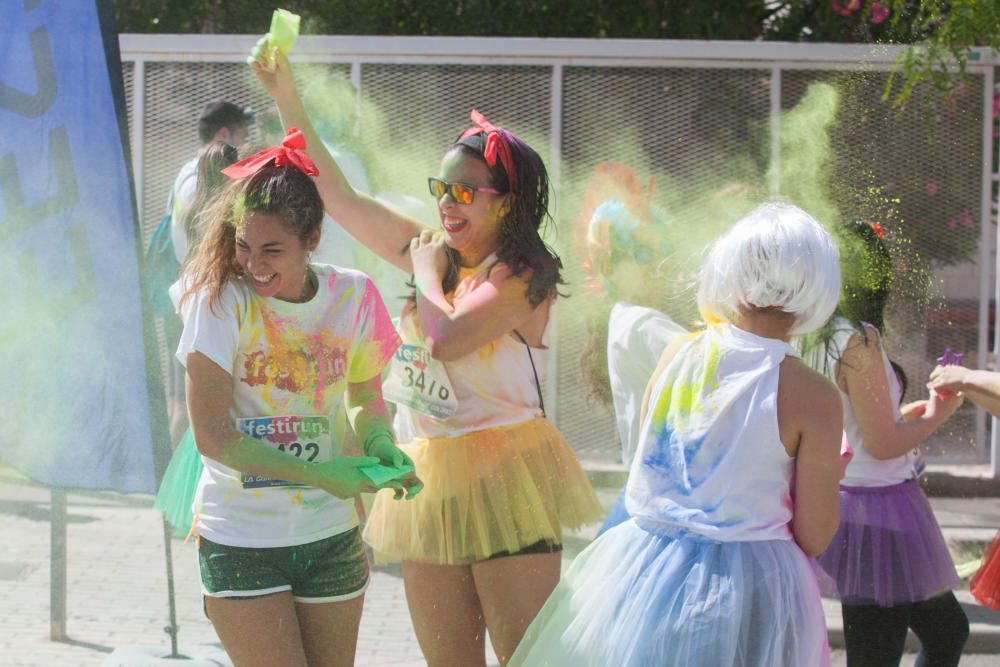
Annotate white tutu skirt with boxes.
[510,519,831,667]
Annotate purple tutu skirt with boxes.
[816,479,959,607]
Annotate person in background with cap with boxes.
[168,101,253,264]
[161,101,251,451]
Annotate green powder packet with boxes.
[268,9,300,55]
[359,463,415,486]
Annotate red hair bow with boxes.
[459,109,516,193]
[221,127,319,179]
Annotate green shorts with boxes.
[198,527,369,603]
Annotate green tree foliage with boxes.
[114,1,998,105]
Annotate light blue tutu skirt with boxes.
[596,484,630,537]
[511,519,831,667]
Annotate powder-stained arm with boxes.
[345,375,421,499]
[251,48,425,274]
[408,230,542,361]
[840,328,963,460]
[185,351,387,498]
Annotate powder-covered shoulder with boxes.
[313,264,392,318]
[313,263,373,290]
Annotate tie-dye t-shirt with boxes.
[626,324,798,543]
[391,254,547,439]
[175,265,400,548]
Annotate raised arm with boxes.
[251,47,426,273]
[839,329,963,460]
[185,352,388,498]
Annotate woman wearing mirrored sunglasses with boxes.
[251,46,601,666]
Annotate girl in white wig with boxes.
[511,203,844,666]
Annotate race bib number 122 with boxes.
[236,415,333,488]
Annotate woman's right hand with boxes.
[928,364,970,396]
[309,456,403,499]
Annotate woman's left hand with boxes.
[367,434,412,468]
[410,229,449,282]
[366,435,423,500]
[900,399,928,421]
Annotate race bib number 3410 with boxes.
[236,415,333,488]
[383,343,458,420]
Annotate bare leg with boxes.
[205,592,308,667]
[402,560,487,667]
[472,551,561,665]
[295,594,366,667]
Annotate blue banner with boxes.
[0,1,166,493]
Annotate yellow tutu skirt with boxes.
[363,418,602,565]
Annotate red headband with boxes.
[459,109,516,193]
[221,127,319,179]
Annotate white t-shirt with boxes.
[607,302,688,467]
[168,156,198,263]
[175,264,400,547]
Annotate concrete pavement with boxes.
[2,460,1000,666]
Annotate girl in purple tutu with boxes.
[800,220,968,666]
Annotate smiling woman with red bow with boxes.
[251,41,601,667]
[176,129,419,667]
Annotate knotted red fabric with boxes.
[459,109,516,193]
[221,127,319,179]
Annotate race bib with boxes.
[383,343,458,420]
[236,415,333,488]
[912,448,927,478]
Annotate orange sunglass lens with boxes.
[452,185,473,204]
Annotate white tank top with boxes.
[799,319,914,486]
[840,325,914,487]
[626,325,797,542]
[393,254,547,439]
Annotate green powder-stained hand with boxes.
[310,456,387,498]
[268,9,300,55]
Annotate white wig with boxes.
[698,203,840,335]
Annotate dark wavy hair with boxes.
[799,220,893,375]
[181,163,324,311]
[838,220,892,333]
[435,130,565,307]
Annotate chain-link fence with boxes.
[120,35,998,468]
